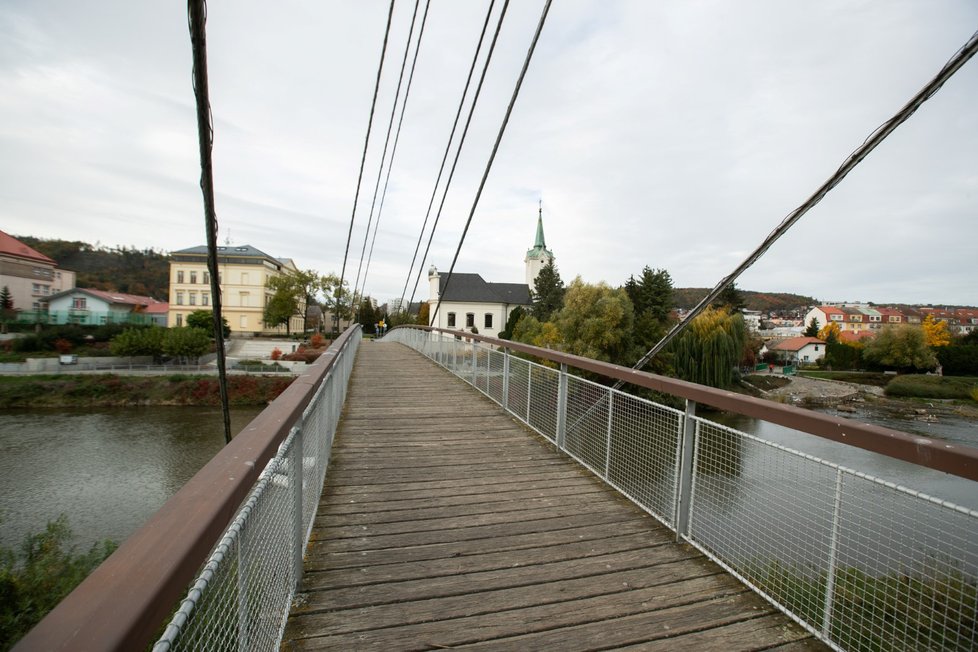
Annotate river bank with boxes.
[748,373,978,435]
[0,374,294,408]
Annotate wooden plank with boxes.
[282,341,827,651]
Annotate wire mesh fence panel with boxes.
[506,356,531,425]
[485,348,505,404]
[562,375,610,475]
[603,391,683,527]
[473,347,490,394]
[526,362,559,442]
[826,472,978,652]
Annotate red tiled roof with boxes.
[143,302,170,314]
[770,336,825,352]
[839,331,876,343]
[0,230,55,264]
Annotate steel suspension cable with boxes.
[357,0,432,318]
[351,0,422,319]
[619,26,978,388]
[430,0,554,326]
[395,0,497,314]
[188,0,231,445]
[335,0,395,332]
[406,0,513,313]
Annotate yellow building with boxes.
[168,245,305,335]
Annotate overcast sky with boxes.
[2,1,976,307]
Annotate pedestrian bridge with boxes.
[17,326,978,651]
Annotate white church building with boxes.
[428,209,553,337]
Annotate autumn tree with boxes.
[531,259,565,321]
[671,307,747,389]
[416,302,430,326]
[921,314,952,347]
[552,278,635,365]
[804,317,820,337]
[818,322,842,344]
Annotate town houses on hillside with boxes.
[804,304,977,336]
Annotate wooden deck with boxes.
[282,340,824,651]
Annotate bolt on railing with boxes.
[387,325,978,652]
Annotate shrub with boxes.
[884,375,977,400]
[53,338,73,354]
[309,333,325,348]
[270,347,283,361]
[0,516,116,648]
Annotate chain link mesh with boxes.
[388,327,978,651]
[154,330,361,651]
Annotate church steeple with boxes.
[525,200,554,287]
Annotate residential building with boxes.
[764,336,827,365]
[168,245,305,335]
[45,288,167,325]
[0,230,75,316]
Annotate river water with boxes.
[0,407,262,550]
[0,401,974,558]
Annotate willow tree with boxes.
[671,306,747,389]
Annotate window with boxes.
[239,315,247,328]
[447,312,456,327]
[190,271,197,284]
[176,292,184,305]
[177,271,184,283]
[239,292,250,307]
[484,313,493,329]
[241,272,249,285]
[814,345,819,351]
[466,313,475,328]
[204,271,210,284]
[189,293,196,306]
[72,297,87,310]
[176,314,183,327]
[202,292,209,306]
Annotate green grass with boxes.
[744,560,977,652]
[884,375,978,400]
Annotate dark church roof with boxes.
[439,273,532,305]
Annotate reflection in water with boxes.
[0,407,262,550]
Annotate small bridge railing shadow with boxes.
[387,325,978,652]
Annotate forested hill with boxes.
[673,287,817,314]
[17,236,170,299]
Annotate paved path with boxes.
[282,340,824,651]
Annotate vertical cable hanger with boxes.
[188,0,231,444]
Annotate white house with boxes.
[45,288,168,326]
[427,209,551,337]
[764,336,827,366]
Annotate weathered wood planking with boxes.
[282,340,823,651]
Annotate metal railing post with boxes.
[675,400,697,542]
[822,469,845,639]
[526,364,532,423]
[470,340,477,386]
[237,523,248,652]
[604,392,614,480]
[556,363,568,451]
[291,428,304,591]
[502,348,510,411]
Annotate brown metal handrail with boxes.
[15,325,362,652]
[402,325,978,482]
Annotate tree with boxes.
[818,322,841,345]
[531,259,565,321]
[921,314,952,348]
[512,315,563,355]
[110,327,165,360]
[358,297,379,334]
[552,278,635,365]
[320,273,352,332]
[186,309,230,338]
[626,267,673,323]
[671,307,747,389]
[162,327,211,364]
[863,325,937,372]
[804,317,820,337]
[416,302,430,326]
[0,285,13,334]
[713,282,745,312]
[264,289,299,334]
[498,306,525,340]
